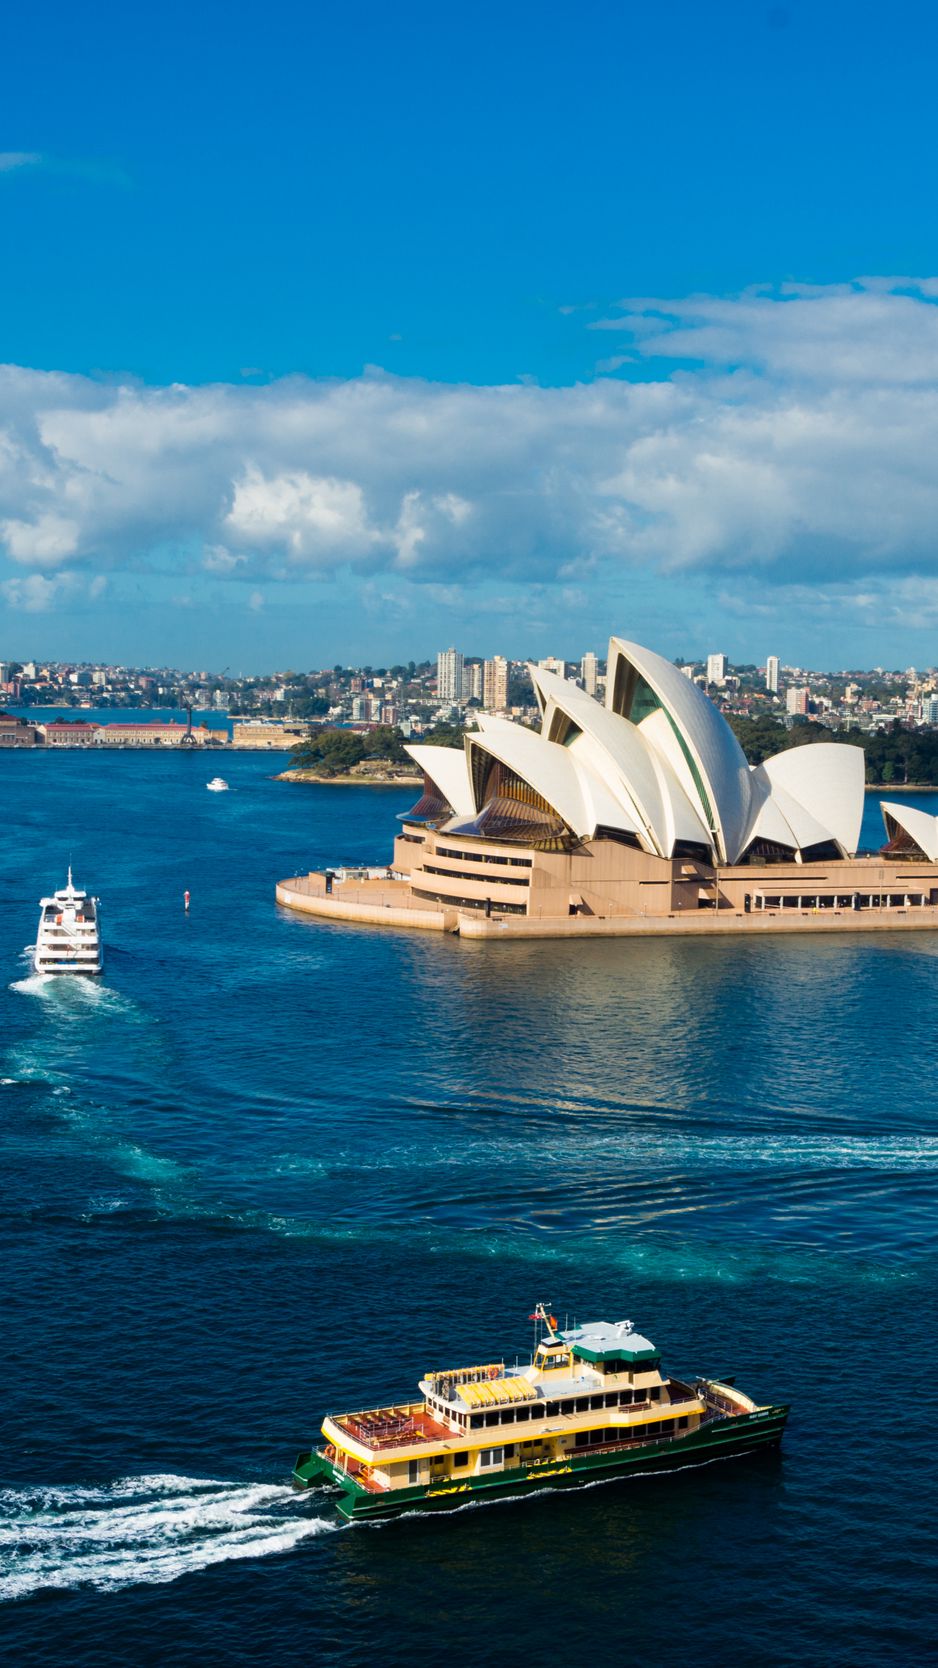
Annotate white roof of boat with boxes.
[560,1320,657,1353]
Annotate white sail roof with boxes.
[757,744,865,857]
[605,637,753,862]
[408,640,867,867]
[880,800,938,861]
[405,744,475,818]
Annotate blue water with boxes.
[2,757,936,1665]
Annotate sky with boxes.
[4,0,938,671]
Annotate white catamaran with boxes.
[34,869,103,976]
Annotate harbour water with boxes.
[2,752,936,1664]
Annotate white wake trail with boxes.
[0,1473,338,1600]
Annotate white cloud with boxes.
[0,152,41,173]
[2,571,78,612]
[1,512,79,564]
[4,279,938,612]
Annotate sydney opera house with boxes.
[277,636,938,939]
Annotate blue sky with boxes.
[4,0,938,670]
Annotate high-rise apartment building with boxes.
[765,655,779,694]
[580,652,598,696]
[706,652,727,686]
[483,656,509,712]
[436,647,464,703]
[538,656,566,677]
[786,686,810,716]
[465,661,484,702]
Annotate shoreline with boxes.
[275,768,422,786]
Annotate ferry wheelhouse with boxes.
[34,869,103,976]
[294,1305,788,1519]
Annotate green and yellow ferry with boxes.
[293,1305,789,1520]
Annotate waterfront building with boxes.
[766,655,779,694]
[580,652,598,697]
[483,656,509,713]
[437,648,464,704]
[278,634,938,939]
[43,719,99,748]
[706,652,727,686]
[230,718,308,749]
[0,712,38,747]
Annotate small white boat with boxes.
[206,777,229,792]
[34,868,103,976]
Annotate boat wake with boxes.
[0,1474,338,1601]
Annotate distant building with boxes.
[483,656,509,712]
[43,718,98,748]
[786,686,810,716]
[97,721,215,746]
[765,655,779,694]
[437,648,464,703]
[920,696,938,724]
[538,657,566,677]
[465,661,484,702]
[706,653,727,686]
[230,718,308,749]
[580,652,598,697]
[0,712,38,748]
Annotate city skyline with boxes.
[6,6,938,666]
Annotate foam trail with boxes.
[0,1474,338,1600]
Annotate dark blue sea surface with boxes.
[2,756,936,1665]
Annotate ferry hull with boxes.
[294,1405,789,1521]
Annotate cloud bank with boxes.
[4,278,938,624]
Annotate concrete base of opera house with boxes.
[275,872,938,941]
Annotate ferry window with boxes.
[678,1417,688,1428]
[620,1390,632,1405]
[575,1430,589,1447]
[530,1404,545,1418]
[605,1428,617,1443]
[604,1394,618,1407]
[516,1406,529,1422]
[575,1398,588,1412]
[504,1444,515,1458]
[589,1395,604,1410]
[470,1416,483,1429]
[454,1452,468,1467]
[479,1447,504,1468]
[502,1409,515,1423]
[484,1412,499,1426]
[408,1462,420,1484]
[650,1387,661,1401]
